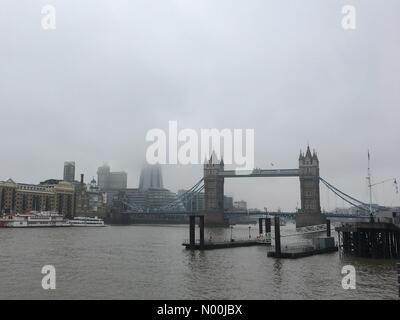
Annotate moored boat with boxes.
[68,216,105,227]
[0,211,70,228]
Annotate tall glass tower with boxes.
[63,161,75,182]
[139,164,163,191]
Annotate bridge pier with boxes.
[203,155,227,227]
[296,213,326,228]
[296,146,326,228]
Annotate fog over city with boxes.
[1,0,399,211]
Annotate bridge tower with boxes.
[296,146,326,228]
[203,154,226,226]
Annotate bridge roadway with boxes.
[218,169,300,178]
[119,210,366,220]
[226,212,366,219]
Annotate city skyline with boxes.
[1,1,399,211]
[1,0,399,303]
[0,147,398,213]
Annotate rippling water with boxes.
[0,224,398,299]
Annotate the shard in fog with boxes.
[139,164,164,191]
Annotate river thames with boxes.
[0,224,398,300]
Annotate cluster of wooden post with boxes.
[258,217,271,235]
[340,229,400,259]
[188,216,332,255]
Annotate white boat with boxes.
[68,216,105,227]
[0,211,70,228]
[256,232,272,245]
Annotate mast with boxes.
[367,150,374,221]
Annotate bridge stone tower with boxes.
[296,146,326,228]
[203,154,226,226]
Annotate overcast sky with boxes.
[1,0,399,211]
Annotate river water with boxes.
[0,223,398,300]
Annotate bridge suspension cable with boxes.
[157,178,204,211]
[121,200,146,212]
[118,178,205,213]
[319,177,370,213]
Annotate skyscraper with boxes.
[63,161,75,182]
[115,164,184,212]
[139,164,163,191]
[97,164,110,190]
[97,164,127,191]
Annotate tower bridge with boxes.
[218,168,300,178]
[204,145,325,228]
[117,145,374,227]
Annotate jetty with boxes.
[267,218,338,259]
[336,220,400,259]
[182,239,269,250]
[267,241,338,259]
[183,215,271,250]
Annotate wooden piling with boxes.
[189,215,196,249]
[371,231,376,258]
[353,232,359,256]
[383,231,388,259]
[326,219,331,237]
[265,218,271,234]
[397,233,400,257]
[199,215,205,250]
[397,232,400,258]
[358,231,363,257]
[274,216,281,258]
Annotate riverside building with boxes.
[0,178,75,217]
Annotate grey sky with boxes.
[1,0,399,211]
